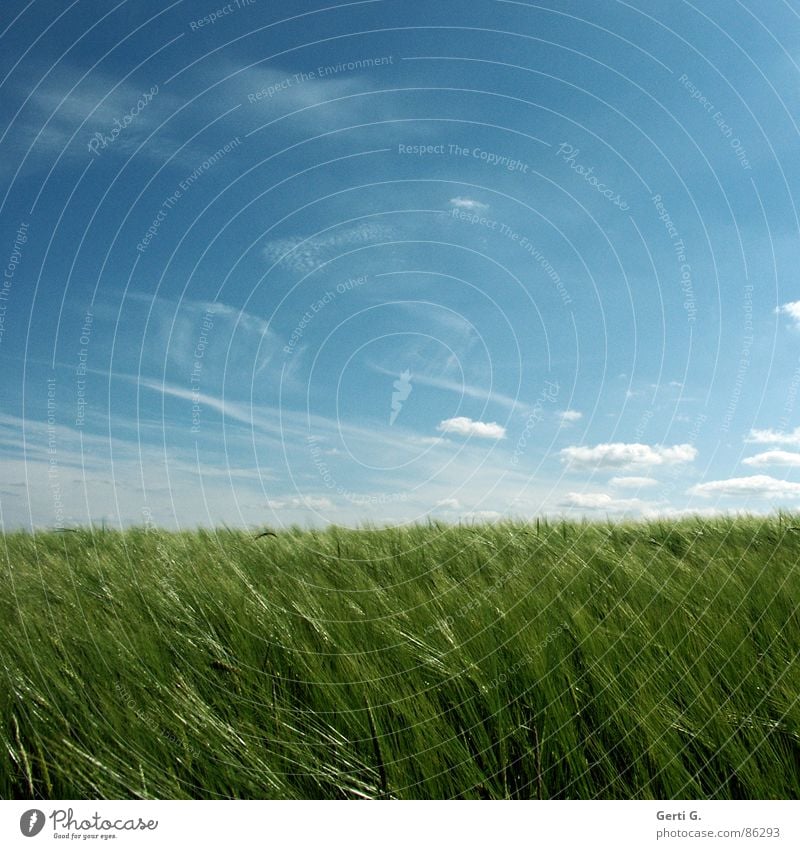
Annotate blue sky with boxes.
[2,0,800,529]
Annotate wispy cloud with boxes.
[236,61,398,133]
[134,376,415,452]
[437,416,507,439]
[266,496,333,510]
[449,196,489,210]
[559,492,645,511]
[116,293,282,381]
[746,426,800,446]
[0,412,277,530]
[609,476,659,489]
[461,509,502,522]
[560,442,696,469]
[135,377,257,428]
[742,450,800,467]
[558,409,583,425]
[640,506,731,519]
[263,221,395,274]
[373,366,528,415]
[777,301,800,329]
[690,475,800,498]
[11,69,186,173]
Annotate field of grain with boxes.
[1,516,798,799]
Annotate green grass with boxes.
[1,515,798,799]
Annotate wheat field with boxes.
[1,515,798,799]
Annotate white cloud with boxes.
[777,301,800,328]
[263,221,394,273]
[639,506,731,519]
[267,496,333,510]
[413,436,448,447]
[437,416,507,439]
[609,476,659,489]
[302,496,333,509]
[0,411,285,530]
[11,71,184,173]
[646,380,683,390]
[374,367,527,414]
[461,510,502,522]
[232,61,394,132]
[689,475,800,498]
[560,442,696,469]
[559,492,644,511]
[449,197,489,210]
[436,497,461,509]
[558,409,583,424]
[742,450,800,467]
[746,427,800,446]
[137,378,256,427]
[120,293,282,380]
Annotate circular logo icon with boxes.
[20,810,46,837]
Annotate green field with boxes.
[1,516,798,799]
